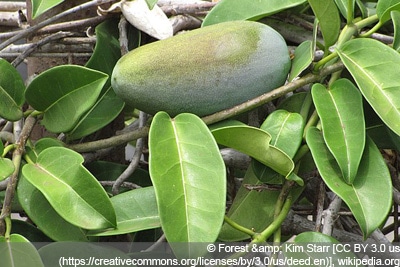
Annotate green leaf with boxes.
[88,187,160,236]
[0,158,14,181]
[145,0,158,9]
[306,127,392,238]
[212,125,294,177]
[219,166,280,241]
[337,38,400,136]
[17,174,88,241]
[0,58,25,121]
[202,0,307,26]
[312,79,365,184]
[21,147,116,230]
[66,19,126,140]
[288,40,314,81]
[392,10,400,51]
[278,91,313,122]
[25,65,108,133]
[308,0,341,48]
[66,87,124,140]
[253,110,304,184]
[31,0,64,19]
[149,112,226,242]
[0,234,44,267]
[334,0,355,20]
[377,0,400,23]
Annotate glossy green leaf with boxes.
[219,166,280,241]
[17,174,88,241]
[377,0,400,23]
[66,87,124,140]
[334,0,355,20]
[149,112,226,242]
[337,38,400,136]
[212,125,294,177]
[278,91,313,122]
[308,0,341,48]
[22,147,116,230]
[25,65,108,133]
[31,0,64,19]
[202,0,307,26]
[0,58,25,121]
[0,158,14,181]
[392,10,400,51]
[307,127,392,238]
[66,19,125,140]
[253,110,303,184]
[88,187,160,236]
[289,40,314,81]
[261,110,304,158]
[312,79,365,184]
[0,234,44,267]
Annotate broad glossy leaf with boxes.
[289,40,314,81]
[0,158,14,181]
[25,65,108,133]
[22,147,116,230]
[88,187,160,236]
[149,112,226,242]
[202,0,307,26]
[308,0,341,47]
[212,125,294,177]
[0,58,25,121]
[392,11,400,51]
[312,79,365,184]
[377,0,400,23]
[307,127,392,238]
[253,110,304,184]
[337,38,400,136]
[17,174,88,241]
[66,87,124,140]
[31,0,64,19]
[0,234,44,267]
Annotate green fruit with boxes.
[111,21,291,116]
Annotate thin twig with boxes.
[0,0,118,51]
[11,31,74,67]
[322,194,342,236]
[112,112,147,195]
[0,116,36,235]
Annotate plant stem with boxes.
[223,215,256,237]
[251,193,293,243]
[0,116,36,236]
[0,0,118,51]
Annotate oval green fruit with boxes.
[111,21,291,116]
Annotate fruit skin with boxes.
[111,21,291,116]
